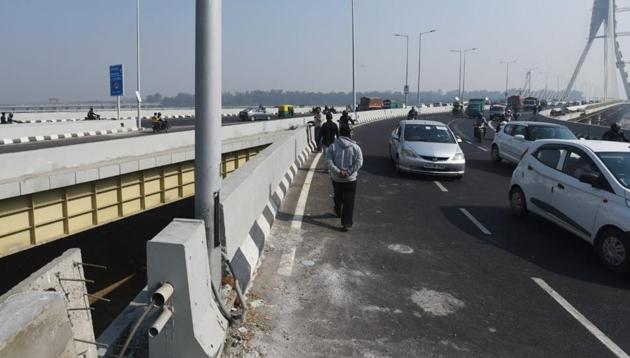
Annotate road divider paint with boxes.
[531,277,630,358]
[434,181,448,192]
[290,152,323,230]
[277,247,297,276]
[459,208,492,235]
[477,146,489,152]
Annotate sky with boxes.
[0,0,627,103]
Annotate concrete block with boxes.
[50,172,76,189]
[0,291,76,358]
[156,154,172,167]
[0,181,20,200]
[119,161,139,175]
[98,164,120,179]
[139,158,156,170]
[20,176,50,195]
[76,168,99,184]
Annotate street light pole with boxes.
[461,48,477,100]
[500,60,516,100]
[394,33,410,106]
[449,49,462,99]
[351,0,356,119]
[417,30,436,107]
[195,0,222,284]
[136,0,141,128]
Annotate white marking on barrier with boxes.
[277,247,296,277]
[434,181,448,192]
[531,277,629,358]
[459,208,491,235]
[19,137,29,143]
[76,132,84,137]
[50,134,58,140]
[240,234,261,275]
[291,152,322,230]
[266,202,277,218]
[35,136,45,141]
[256,215,271,238]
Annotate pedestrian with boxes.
[602,123,628,142]
[313,107,323,151]
[7,113,13,123]
[321,112,339,155]
[0,112,5,124]
[326,126,363,232]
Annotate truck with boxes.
[507,95,524,111]
[523,97,539,111]
[465,98,485,118]
[383,99,401,109]
[359,97,384,111]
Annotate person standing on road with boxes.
[313,107,323,151]
[321,113,339,154]
[338,110,355,130]
[602,123,629,142]
[326,126,363,232]
[0,113,5,124]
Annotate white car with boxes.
[509,139,630,272]
[491,121,576,164]
[389,120,465,178]
[239,107,272,121]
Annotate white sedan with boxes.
[510,139,630,272]
[389,120,465,178]
[491,121,576,164]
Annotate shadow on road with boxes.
[440,205,630,290]
[465,158,515,178]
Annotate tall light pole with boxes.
[450,49,463,99]
[394,33,410,106]
[351,0,356,119]
[195,0,222,284]
[500,60,516,100]
[417,30,436,107]
[461,48,477,100]
[135,0,141,128]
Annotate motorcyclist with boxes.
[601,123,628,142]
[86,107,99,120]
[474,115,489,140]
[407,107,418,120]
[338,110,355,129]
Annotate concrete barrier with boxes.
[0,119,137,140]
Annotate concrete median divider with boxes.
[0,119,139,145]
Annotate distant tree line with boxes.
[143,89,584,107]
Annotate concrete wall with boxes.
[0,119,137,139]
[0,249,96,357]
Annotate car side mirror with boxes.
[514,134,525,141]
[579,173,604,189]
[456,136,463,143]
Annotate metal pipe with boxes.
[351,0,356,120]
[151,282,174,307]
[416,30,435,107]
[136,0,141,128]
[149,307,173,337]
[195,0,222,274]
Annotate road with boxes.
[233,112,630,357]
[0,114,289,154]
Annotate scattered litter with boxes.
[301,260,315,267]
[488,327,497,333]
[410,288,465,317]
[238,327,248,334]
[387,244,414,254]
[250,299,265,308]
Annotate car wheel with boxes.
[491,145,502,163]
[509,187,527,217]
[596,228,630,273]
[250,116,255,122]
[267,116,271,121]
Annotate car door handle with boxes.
[557,183,565,190]
[527,165,533,171]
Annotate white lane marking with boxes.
[459,208,492,235]
[532,277,630,358]
[434,181,448,192]
[277,247,297,276]
[291,152,322,230]
[477,146,489,152]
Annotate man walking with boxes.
[320,112,339,154]
[313,107,323,151]
[326,126,363,231]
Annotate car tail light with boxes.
[520,147,529,160]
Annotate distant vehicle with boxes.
[491,122,577,164]
[489,105,507,122]
[465,98,485,118]
[524,97,539,111]
[152,120,170,133]
[452,101,464,116]
[383,99,402,109]
[239,107,272,121]
[507,95,524,111]
[277,104,295,118]
[510,139,630,272]
[389,120,465,178]
[359,97,384,111]
[433,102,443,107]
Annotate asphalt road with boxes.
[236,112,630,357]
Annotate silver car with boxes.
[389,120,466,178]
[239,107,272,121]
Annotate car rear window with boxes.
[528,126,576,140]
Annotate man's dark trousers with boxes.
[332,180,357,227]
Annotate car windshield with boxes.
[528,126,576,140]
[404,125,455,143]
[597,152,630,189]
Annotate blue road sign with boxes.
[110,64,124,97]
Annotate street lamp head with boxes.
[429,29,436,33]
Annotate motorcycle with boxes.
[474,122,487,142]
[152,120,170,133]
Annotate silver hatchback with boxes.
[389,120,466,178]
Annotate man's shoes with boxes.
[334,207,341,217]
[342,225,352,232]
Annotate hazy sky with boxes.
[0,0,626,103]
